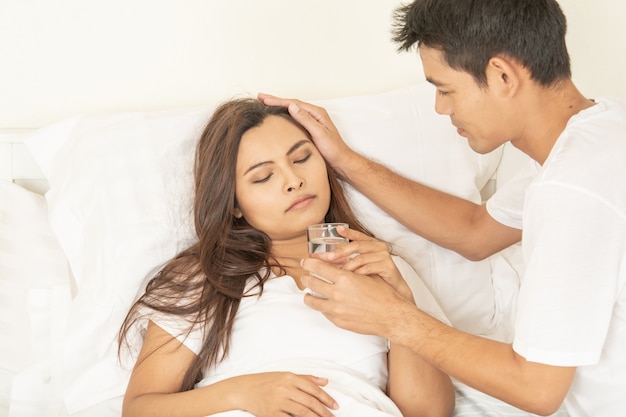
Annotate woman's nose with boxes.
[284,164,305,192]
[286,178,304,192]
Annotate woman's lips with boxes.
[287,195,315,211]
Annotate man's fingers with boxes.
[257,92,286,105]
[257,93,305,110]
[303,291,328,312]
[301,272,333,298]
[302,258,340,282]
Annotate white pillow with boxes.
[25,107,210,413]
[0,181,72,415]
[316,83,497,199]
[315,84,519,340]
[23,83,517,413]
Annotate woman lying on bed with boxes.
[118,98,454,417]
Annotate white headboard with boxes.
[0,130,48,194]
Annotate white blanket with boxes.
[201,358,403,417]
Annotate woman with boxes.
[118,99,454,417]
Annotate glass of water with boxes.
[307,223,349,254]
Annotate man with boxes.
[259,0,626,416]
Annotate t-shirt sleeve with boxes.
[143,307,205,355]
[486,160,539,229]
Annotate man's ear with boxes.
[486,55,524,97]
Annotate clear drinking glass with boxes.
[307,223,349,254]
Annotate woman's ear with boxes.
[233,207,243,219]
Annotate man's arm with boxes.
[393,302,575,415]
[258,94,521,260]
[300,259,575,416]
[341,154,520,260]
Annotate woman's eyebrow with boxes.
[244,139,311,175]
[286,139,310,155]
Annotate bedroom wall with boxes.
[1,0,625,129]
[0,0,420,129]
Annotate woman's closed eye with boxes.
[294,152,312,164]
[250,150,313,184]
[252,173,272,184]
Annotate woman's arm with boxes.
[123,320,338,417]
[388,343,455,417]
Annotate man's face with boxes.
[419,45,511,154]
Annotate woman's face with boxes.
[234,115,331,242]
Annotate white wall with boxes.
[0,0,420,128]
[1,0,624,129]
[562,0,626,101]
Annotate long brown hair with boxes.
[119,98,372,390]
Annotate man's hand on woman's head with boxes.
[257,93,355,176]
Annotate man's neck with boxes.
[512,79,595,165]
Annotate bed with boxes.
[1,1,624,417]
[0,80,534,417]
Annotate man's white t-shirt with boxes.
[487,97,626,417]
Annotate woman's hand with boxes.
[232,372,338,417]
[123,322,338,417]
[311,226,414,302]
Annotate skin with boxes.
[123,115,454,417]
[257,46,596,415]
[234,114,331,283]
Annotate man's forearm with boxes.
[391,304,574,415]
[339,152,516,259]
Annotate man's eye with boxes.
[295,153,312,164]
[437,90,450,97]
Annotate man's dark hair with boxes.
[392,0,571,87]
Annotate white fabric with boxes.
[156,257,450,358]
[24,107,208,413]
[452,380,568,417]
[151,256,445,416]
[316,84,519,340]
[194,359,402,417]
[486,160,537,230]
[487,97,626,417]
[0,181,72,417]
[21,83,509,413]
[393,255,450,324]
[188,274,388,392]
